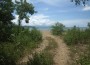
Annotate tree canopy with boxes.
[0,0,35,42]
[0,0,14,42]
[15,0,35,25]
[71,0,89,6]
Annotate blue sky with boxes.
[12,0,90,27]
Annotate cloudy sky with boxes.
[12,0,90,27]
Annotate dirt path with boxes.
[42,31,70,65]
[19,31,70,65]
[53,36,70,65]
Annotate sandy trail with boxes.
[53,36,70,65]
[42,31,70,65]
[19,30,70,65]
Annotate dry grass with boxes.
[69,44,89,65]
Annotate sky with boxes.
[12,0,90,27]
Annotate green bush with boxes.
[0,43,17,65]
[27,52,54,65]
[29,27,42,42]
[64,26,80,45]
[78,55,90,65]
[64,25,90,45]
[51,22,65,35]
[0,26,43,65]
[0,52,16,65]
[0,0,14,42]
[85,28,90,43]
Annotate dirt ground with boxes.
[19,30,71,65]
[42,31,70,65]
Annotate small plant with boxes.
[78,55,90,65]
[51,22,65,35]
[45,37,58,51]
[27,52,54,65]
[0,51,16,65]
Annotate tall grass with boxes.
[64,26,90,45]
[63,24,90,65]
[27,52,54,65]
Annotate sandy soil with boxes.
[18,30,70,65]
[42,31,70,65]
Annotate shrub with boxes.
[27,52,54,65]
[64,26,80,45]
[85,28,90,43]
[64,25,90,45]
[78,45,90,65]
[0,22,13,42]
[0,44,16,65]
[51,22,65,35]
[78,55,90,65]
[0,52,16,65]
[0,26,43,65]
[29,27,42,42]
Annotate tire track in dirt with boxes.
[42,31,70,65]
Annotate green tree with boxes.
[88,22,90,28]
[51,22,65,35]
[0,0,14,42]
[15,0,35,33]
[0,0,35,41]
[71,0,89,6]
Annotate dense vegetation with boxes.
[64,24,90,65]
[51,22,90,65]
[0,0,42,65]
[0,26,42,65]
[64,24,90,45]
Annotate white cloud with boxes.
[83,5,90,11]
[12,15,19,25]
[12,14,55,26]
[12,0,31,3]
[60,19,90,27]
[12,14,90,27]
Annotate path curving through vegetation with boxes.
[19,31,70,65]
[42,31,71,65]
